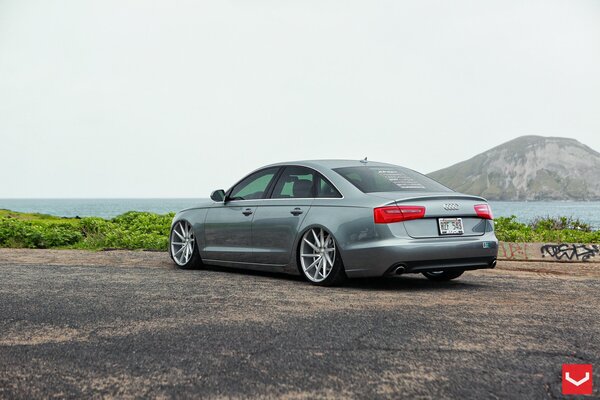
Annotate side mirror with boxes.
[210,189,226,202]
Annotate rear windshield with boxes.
[333,166,452,193]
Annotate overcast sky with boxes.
[1,0,599,198]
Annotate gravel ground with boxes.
[0,249,598,399]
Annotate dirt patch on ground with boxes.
[494,259,600,278]
[0,248,171,269]
[0,324,82,346]
[1,248,599,278]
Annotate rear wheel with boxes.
[299,227,346,286]
[170,220,202,269]
[422,270,464,281]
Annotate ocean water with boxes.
[490,201,600,228]
[0,199,206,219]
[1,199,600,228]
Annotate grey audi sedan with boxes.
[169,160,498,286]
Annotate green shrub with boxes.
[494,216,533,242]
[494,215,599,243]
[80,217,110,235]
[103,212,173,250]
[529,216,592,232]
[39,223,83,247]
[0,211,174,251]
[111,211,173,236]
[0,218,42,248]
[0,218,82,248]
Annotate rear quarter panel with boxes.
[293,198,378,272]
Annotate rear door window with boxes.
[271,166,315,199]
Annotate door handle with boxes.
[290,208,303,216]
[242,208,253,216]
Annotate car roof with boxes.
[264,159,399,170]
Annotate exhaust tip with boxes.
[394,265,406,275]
[490,259,497,268]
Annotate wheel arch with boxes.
[171,208,210,256]
[293,223,345,275]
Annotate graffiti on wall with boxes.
[498,242,532,260]
[540,244,600,261]
[498,242,600,262]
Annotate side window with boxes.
[343,171,365,188]
[228,167,279,200]
[316,173,342,198]
[271,166,315,199]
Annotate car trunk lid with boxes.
[370,192,491,238]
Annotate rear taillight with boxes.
[374,205,426,224]
[474,204,493,219]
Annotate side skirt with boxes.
[202,259,299,275]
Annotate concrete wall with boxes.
[498,242,600,263]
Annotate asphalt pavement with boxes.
[0,251,599,399]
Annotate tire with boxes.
[422,269,464,281]
[169,220,203,269]
[298,227,346,286]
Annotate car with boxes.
[169,160,498,286]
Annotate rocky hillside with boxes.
[428,136,600,201]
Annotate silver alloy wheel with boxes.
[170,220,195,266]
[300,228,336,283]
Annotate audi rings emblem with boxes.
[443,203,460,211]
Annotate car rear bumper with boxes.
[387,256,497,276]
[341,233,499,278]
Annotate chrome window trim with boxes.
[225,196,345,203]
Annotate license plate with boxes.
[438,217,464,235]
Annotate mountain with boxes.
[427,136,600,201]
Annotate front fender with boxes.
[172,208,210,254]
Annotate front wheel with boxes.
[299,227,346,286]
[170,220,202,269]
[422,270,464,281]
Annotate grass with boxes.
[0,210,598,251]
[0,209,80,224]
